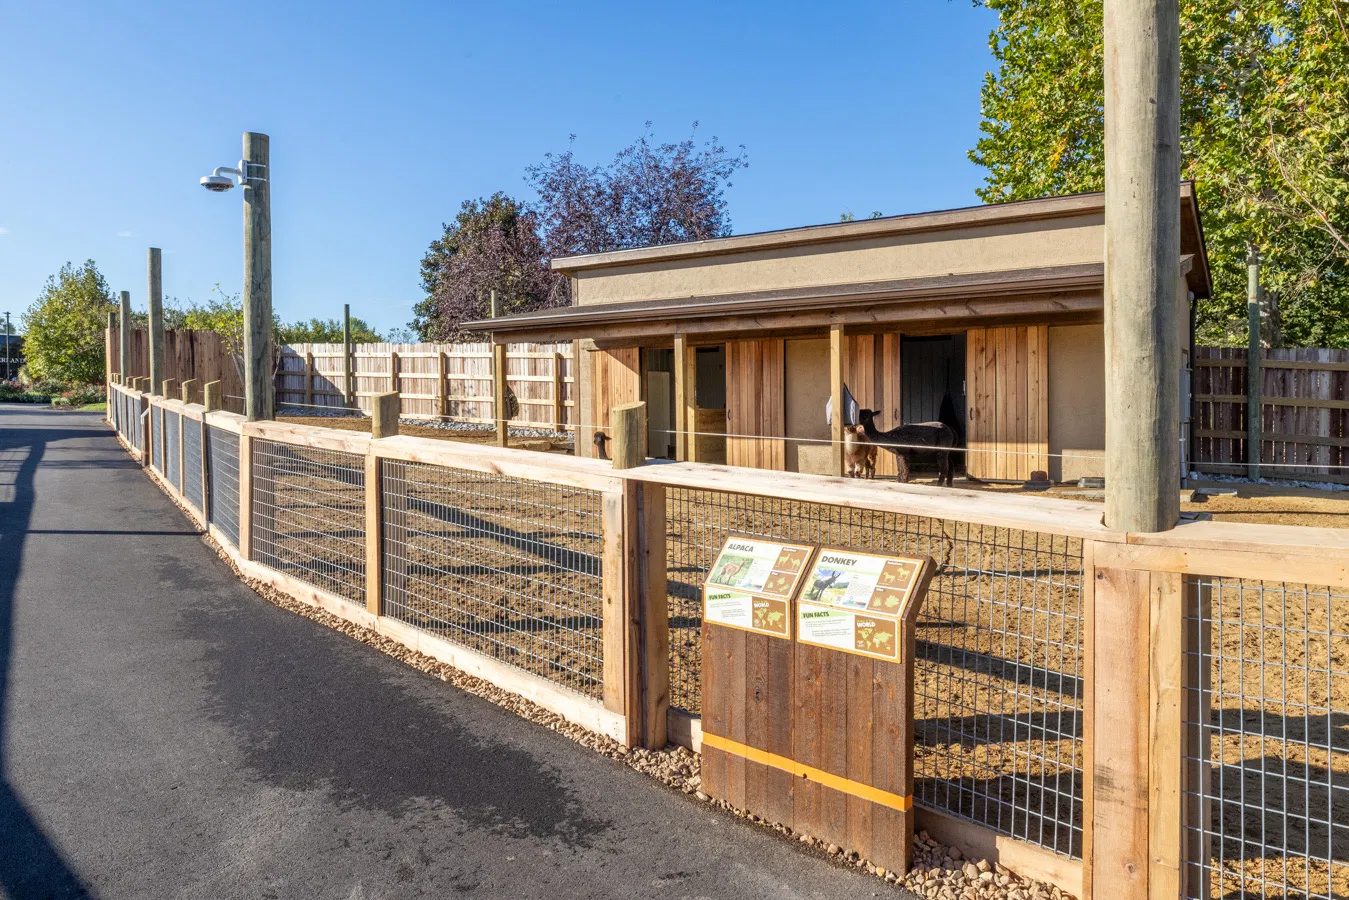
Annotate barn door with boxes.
[966,326,1048,481]
[726,339,785,470]
[590,347,641,458]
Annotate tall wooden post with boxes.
[242,131,273,422]
[343,303,354,407]
[830,324,845,476]
[304,351,314,408]
[438,350,449,420]
[552,351,565,431]
[1246,248,1262,480]
[147,248,165,396]
[1095,3,1182,898]
[119,291,133,385]
[1103,0,1181,533]
[491,290,508,448]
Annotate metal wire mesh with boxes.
[1181,577,1349,899]
[251,440,366,604]
[182,418,203,513]
[151,406,163,473]
[665,488,1085,858]
[381,460,605,699]
[133,395,145,453]
[164,410,180,492]
[206,425,240,548]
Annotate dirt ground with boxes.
[268,416,1347,892]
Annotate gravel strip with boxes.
[139,459,1076,900]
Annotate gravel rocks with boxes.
[142,462,1074,900]
[275,406,572,441]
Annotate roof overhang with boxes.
[465,262,1110,344]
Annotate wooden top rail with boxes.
[371,435,623,494]
[242,419,372,455]
[623,459,1121,541]
[203,409,246,434]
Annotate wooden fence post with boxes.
[181,379,197,404]
[830,324,845,476]
[238,434,253,561]
[673,333,689,461]
[365,448,382,617]
[610,402,647,469]
[438,350,449,420]
[204,381,221,412]
[1086,552,1191,900]
[387,350,399,411]
[552,351,564,431]
[494,343,508,447]
[372,391,400,439]
[162,379,177,400]
[1246,248,1262,480]
[305,351,314,408]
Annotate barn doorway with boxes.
[643,348,677,459]
[900,334,966,440]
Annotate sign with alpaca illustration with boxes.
[797,549,929,661]
[703,535,814,638]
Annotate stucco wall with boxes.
[784,338,833,475]
[573,214,1104,306]
[1048,324,1106,482]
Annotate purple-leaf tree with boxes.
[528,122,749,258]
[412,193,565,341]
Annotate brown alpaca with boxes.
[843,424,877,479]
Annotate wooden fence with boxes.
[106,330,575,430]
[276,341,576,429]
[106,380,1349,900]
[1192,346,1349,483]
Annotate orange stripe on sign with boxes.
[701,731,912,812]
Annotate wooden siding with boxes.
[966,326,1049,481]
[591,348,641,459]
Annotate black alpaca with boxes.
[857,408,958,486]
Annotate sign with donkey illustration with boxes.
[796,549,928,662]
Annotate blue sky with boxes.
[0,1,999,337]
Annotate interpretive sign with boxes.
[703,536,814,638]
[796,549,928,661]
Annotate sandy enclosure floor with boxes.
[260,418,1346,888]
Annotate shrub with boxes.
[59,384,105,406]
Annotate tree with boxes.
[969,0,1349,347]
[526,123,749,258]
[180,286,284,384]
[412,193,563,340]
[21,260,115,383]
[279,317,382,344]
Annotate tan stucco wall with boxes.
[573,214,1104,306]
[784,338,833,475]
[1048,324,1106,482]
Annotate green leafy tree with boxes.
[279,317,382,344]
[969,0,1349,346]
[21,260,116,383]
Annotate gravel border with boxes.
[137,453,1076,900]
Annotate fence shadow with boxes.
[0,419,95,897]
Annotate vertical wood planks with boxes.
[830,326,845,475]
[237,434,253,561]
[673,334,689,462]
[965,326,1050,481]
[726,339,786,470]
[364,452,382,616]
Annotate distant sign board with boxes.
[703,536,814,639]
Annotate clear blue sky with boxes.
[0,1,999,337]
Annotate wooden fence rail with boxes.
[1192,346,1349,483]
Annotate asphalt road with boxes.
[0,406,914,900]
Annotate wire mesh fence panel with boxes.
[182,418,204,512]
[206,425,240,548]
[1181,577,1349,900]
[134,396,145,453]
[164,410,180,492]
[381,460,605,699]
[250,440,366,603]
[665,488,1086,858]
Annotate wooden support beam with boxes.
[1246,249,1262,480]
[673,333,690,461]
[343,303,354,407]
[304,351,314,408]
[438,350,449,420]
[830,323,844,476]
[162,379,177,400]
[610,402,647,470]
[494,344,508,447]
[242,131,273,422]
[147,247,165,396]
[371,391,400,439]
[636,482,668,749]
[119,291,132,386]
[181,379,197,404]
[200,417,211,522]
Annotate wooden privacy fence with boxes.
[276,342,576,429]
[106,327,245,410]
[106,381,1349,900]
[1192,347,1349,483]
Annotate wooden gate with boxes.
[966,326,1048,481]
[591,348,641,457]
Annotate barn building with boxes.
[467,184,1210,483]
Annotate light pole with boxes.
[200,131,272,421]
[2,311,10,382]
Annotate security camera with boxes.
[200,174,236,192]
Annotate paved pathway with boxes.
[0,406,912,899]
